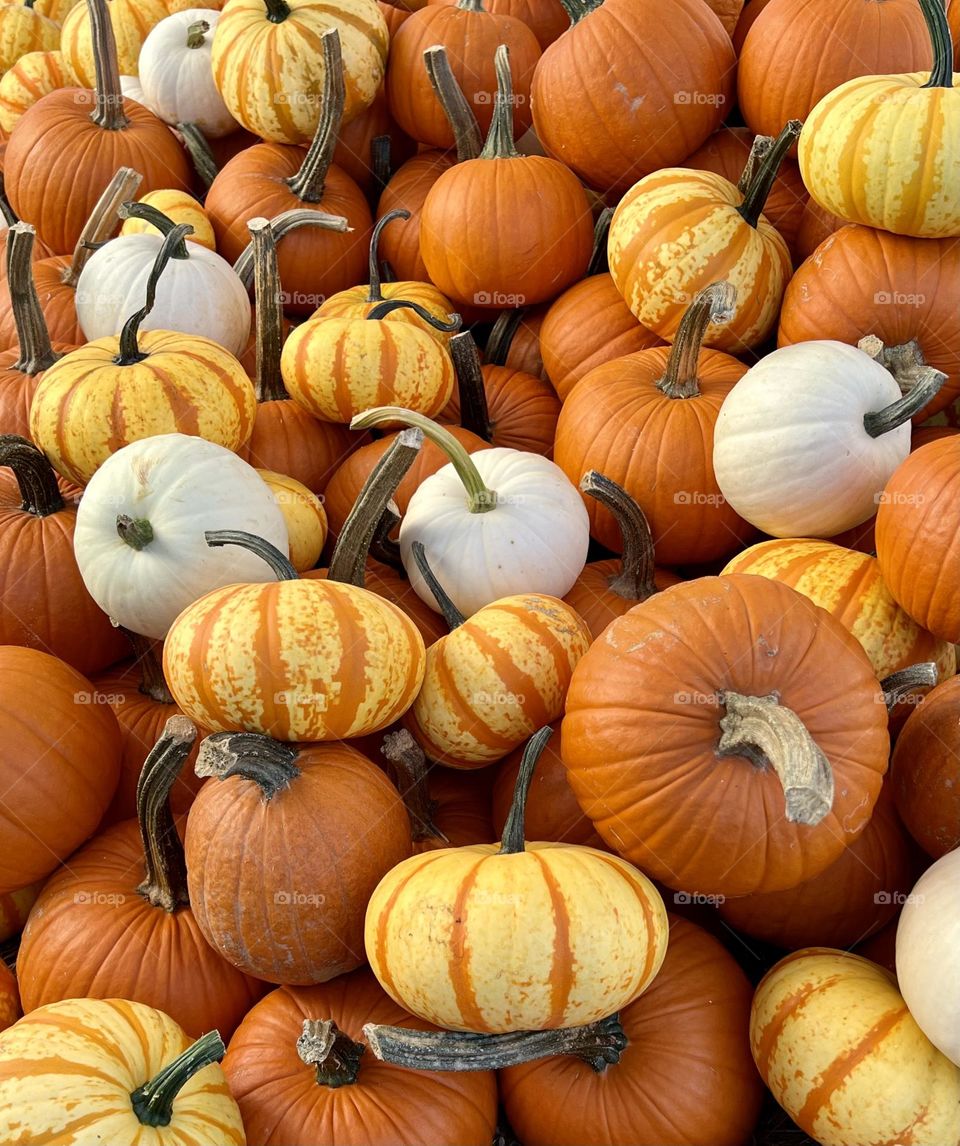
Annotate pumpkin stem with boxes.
[176,123,220,192]
[411,541,466,629]
[737,120,802,229]
[186,19,209,47]
[233,208,351,287]
[351,408,499,513]
[135,716,196,911]
[717,692,834,826]
[7,223,60,374]
[880,662,938,713]
[362,1011,628,1071]
[328,427,423,587]
[298,1019,365,1086]
[587,208,614,277]
[365,210,409,303]
[204,529,299,580]
[0,173,19,229]
[114,222,195,365]
[858,335,932,398]
[737,135,773,196]
[117,202,191,258]
[369,505,404,572]
[366,298,462,331]
[656,281,736,399]
[863,366,945,437]
[130,1030,226,1127]
[0,434,64,517]
[370,135,392,204]
[123,630,176,704]
[920,0,953,88]
[62,166,143,287]
[264,0,291,22]
[500,726,554,855]
[381,729,448,844]
[248,217,288,402]
[554,0,601,23]
[116,515,155,550]
[88,0,130,131]
[480,45,520,160]
[451,331,493,441]
[286,29,344,203]
[195,731,300,799]
[579,472,657,602]
[423,45,483,162]
[485,308,526,367]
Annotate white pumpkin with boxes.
[351,408,590,617]
[75,215,251,356]
[896,849,960,1067]
[712,341,944,538]
[138,10,237,138]
[74,433,289,640]
[119,74,146,105]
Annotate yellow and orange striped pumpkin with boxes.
[60,0,168,83]
[257,468,327,572]
[751,949,960,1146]
[120,189,217,251]
[0,998,245,1144]
[0,49,67,135]
[0,1,58,72]
[1,0,81,21]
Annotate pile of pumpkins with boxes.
[0,0,958,1142]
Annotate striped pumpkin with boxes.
[210,0,388,143]
[257,468,327,572]
[0,3,59,74]
[751,949,960,1146]
[0,49,66,135]
[120,189,217,251]
[0,998,245,1145]
[722,539,956,683]
[60,0,168,83]
[406,594,591,767]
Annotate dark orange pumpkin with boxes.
[333,84,417,194]
[0,963,18,1033]
[426,0,569,48]
[792,195,845,263]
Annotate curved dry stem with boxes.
[880,663,938,713]
[136,716,196,912]
[297,1019,365,1087]
[656,281,736,399]
[579,472,656,601]
[195,731,300,799]
[423,44,483,162]
[381,729,447,844]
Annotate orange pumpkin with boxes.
[425,0,569,49]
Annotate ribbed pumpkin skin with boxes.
[280,317,455,423]
[799,72,960,239]
[426,0,568,49]
[120,190,217,251]
[751,950,960,1146]
[0,254,81,351]
[186,742,412,984]
[333,83,417,193]
[562,560,681,642]
[4,90,190,256]
[407,594,591,767]
[239,401,357,494]
[500,916,763,1146]
[876,438,960,643]
[224,969,498,1146]
[60,0,167,84]
[0,998,245,1145]
[258,469,327,571]
[0,5,59,74]
[561,576,890,898]
[16,818,266,1039]
[164,580,426,741]
[29,330,256,485]
[722,539,956,682]
[211,0,388,142]
[439,364,560,455]
[314,280,455,341]
[609,169,792,351]
[365,840,668,1032]
[375,152,455,282]
[553,349,752,566]
[304,565,449,648]
[779,226,960,421]
[530,0,735,195]
[0,647,122,894]
[0,48,66,134]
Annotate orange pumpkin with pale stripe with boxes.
[365,728,669,1033]
[120,189,217,251]
[0,49,66,134]
[751,949,960,1146]
[0,998,245,1144]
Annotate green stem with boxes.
[921,0,953,88]
[579,472,656,602]
[88,0,130,131]
[863,367,945,437]
[177,123,219,193]
[737,120,802,228]
[366,210,409,303]
[586,208,613,277]
[204,529,298,580]
[297,1020,365,1087]
[366,298,461,331]
[656,282,736,399]
[423,44,483,162]
[130,1032,226,1127]
[479,45,520,160]
[264,0,290,22]
[117,202,190,258]
[186,19,209,47]
[286,29,344,202]
[233,209,351,287]
[136,716,195,912]
[116,515,155,550]
[248,217,287,402]
[350,407,498,513]
[411,541,466,629]
[0,435,64,517]
[451,331,493,441]
[7,223,60,374]
[195,731,300,799]
[63,166,143,287]
[500,726,554,855]
[114,223,194,365]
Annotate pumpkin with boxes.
[0,645,122,893]
[420,45,593,309]
[352,408,590,617]
[211,0,388,143]
[205,30,371,313]
[529,0,735,196]
[223,968,498,1145]
[365,727,669,1032]
[0,882,41,943]
[17,717,267,1038]
[386,0,541,148]
[874,438,960,642]
[713,340,944,538]
[896,849,960,1066]
[4,0,190,256]
[0,0,59,74]
[425,0,569,49]
[554,281,754,566]
[186,731,412,983]
[608,122,798,352]
[31,224,257,486]
[60,0,166,83]
[751,949,960,1146]
[0,49,66,135]
[377,153,455,281]
[778,225,960,422]
[561,575,890,898]
[799,0,960,239]
[0,998,245,1144]
[333,83,417,193]
[793,194,846,262]
[890,676,960,857]
[722,538,955,683]
[76,201,251,355]
[258,468,327,570]
[499,916,763,1146]
[0,966,17,1035]
[1,0,82,20]
[120,188,216,250]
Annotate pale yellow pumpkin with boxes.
[120,189,217,251]
[257,468,327,571]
